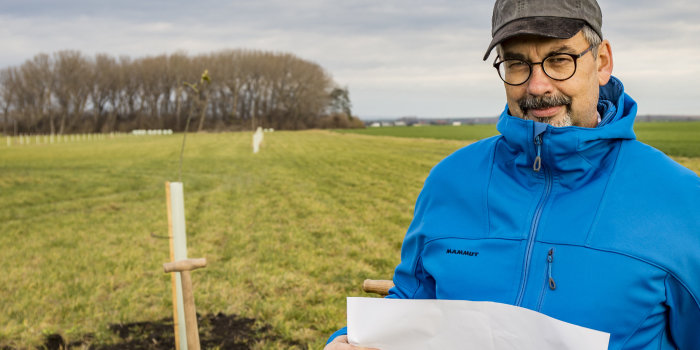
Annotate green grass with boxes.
[0,131,467,348]
[1,130,698,349]
[337,121,700,157]
[632,122,700,158]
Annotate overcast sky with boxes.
[2,0,699,119]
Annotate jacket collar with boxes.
[495,76,638,179]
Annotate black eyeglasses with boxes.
[493,44,595,86]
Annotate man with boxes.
[326,0,700,348]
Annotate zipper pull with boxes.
[547,248,556,290]
[533,135,542,172]
[532,123,547,172]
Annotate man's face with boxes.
[500,32,610,128]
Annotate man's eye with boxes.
[506,61,527,69]
[547,56,573,65]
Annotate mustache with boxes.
[518,94,572,113]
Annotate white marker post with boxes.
[166,182,189,350]
[252,126,264,153]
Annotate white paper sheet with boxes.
[347,297,609,350]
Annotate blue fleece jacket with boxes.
[328,77,700,349]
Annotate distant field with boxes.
[335,123,500,141]
[631,122,700,158]
[337,121,700,157]
[0,130,697,349]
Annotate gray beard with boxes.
[525,112,573,127]
[518,94,574,127]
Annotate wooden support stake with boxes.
[164,258,207,350]
[164,258,207,272]
[180,271,200,350]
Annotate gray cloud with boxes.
[1,0,699,117]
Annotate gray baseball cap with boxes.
[483,0,602,61]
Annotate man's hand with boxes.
[323,335,380,350]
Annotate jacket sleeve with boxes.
[665,274,700,348]
[326,327,347,345]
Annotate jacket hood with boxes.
[495,76,638,182]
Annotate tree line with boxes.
[0,49,363,135]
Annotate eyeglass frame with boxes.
[492,44,596,86]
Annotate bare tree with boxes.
[53,50,90,134]
[14,54,54,133]
[0,49,360,134]
[88,54,118,132]
[0,68,19,135]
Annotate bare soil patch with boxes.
[29,313,299,350]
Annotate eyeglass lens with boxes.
[497,54,577,85]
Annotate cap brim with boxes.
[483,17,586,61]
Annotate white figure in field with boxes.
[252,126,264,153]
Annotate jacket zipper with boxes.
[515,128,552,306]
[537,248,557,310]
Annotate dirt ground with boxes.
[25,313,300,350]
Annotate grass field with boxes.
[0,131,468,349]
[1,128,698,348]
[336,121,700,157]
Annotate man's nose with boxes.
[526,64,555,96]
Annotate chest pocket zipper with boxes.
[547,248,556,290]
[538,248,557,310]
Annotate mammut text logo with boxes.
[446,249,479,257]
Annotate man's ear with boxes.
[597,40,613,86]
